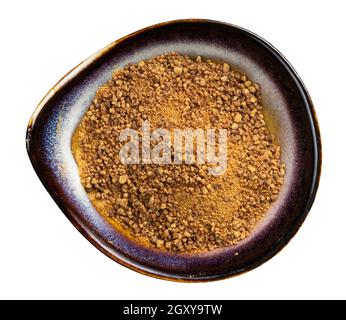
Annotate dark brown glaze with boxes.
[26,19,322,281]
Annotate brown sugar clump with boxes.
[72,52,285,253]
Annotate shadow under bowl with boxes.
[26,19,322,281]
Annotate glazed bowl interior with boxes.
[26,20,321,281]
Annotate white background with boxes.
[0,0,345,300]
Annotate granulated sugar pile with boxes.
[72,52,285,253]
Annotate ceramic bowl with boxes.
[26,19,322,281]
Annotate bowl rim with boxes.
[26,18,322,282]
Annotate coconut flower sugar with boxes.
[72,52,285,253]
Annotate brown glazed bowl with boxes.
[26,19,321,281]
